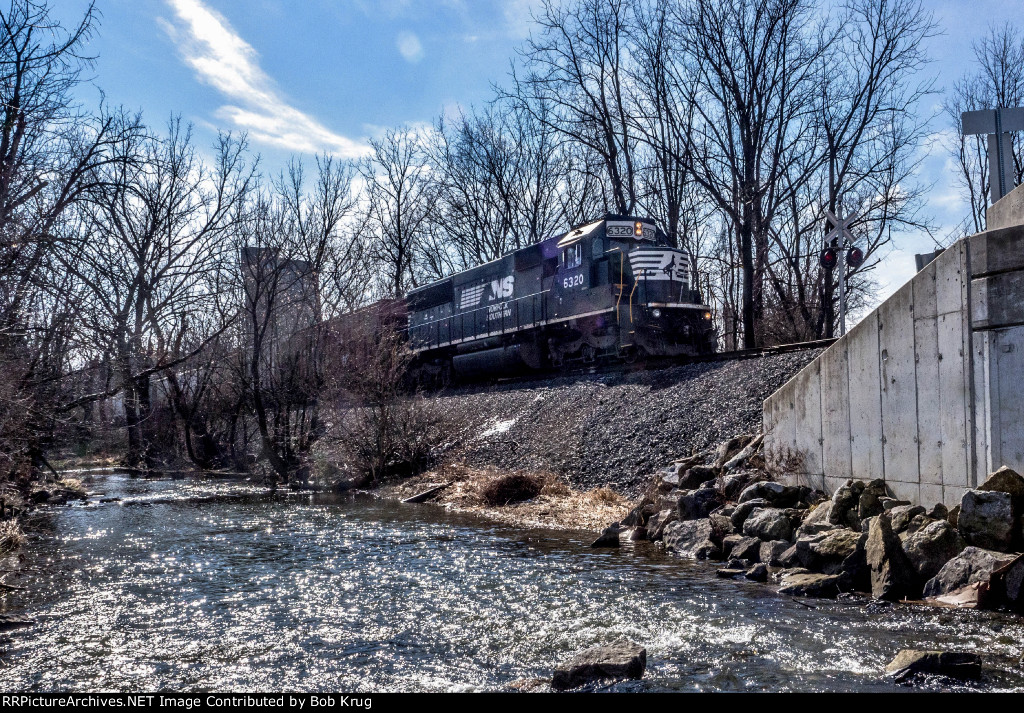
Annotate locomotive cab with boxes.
[546,215,716,362]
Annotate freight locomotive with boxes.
[403,215,716,381]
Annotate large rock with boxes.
[904,513,935,537]
[730,498,770,530]
[551,640,647,690]
[737,481,800,507]
[677,487,725,521]
[645,508,677,542]
[664,519,721,560]
[778,572,842,598]
[828,481,865,529]
[679,465,718,490]
[714,434,754,469]
[590,524,622,548]
[710,512,735,536]
[922,546,1017,598]
[885,650,981,682]
[948,504,960,528]
[958,490,1016,551]
[796,529,862,574]
[742,507,793,542]
[992,554,1024,611]
[730,536,762,563]
[838,531,869,592]
[865,514,915,600]
[719,473,748,500]
[889,504,926,535]
[760,539,791,566]
[901,520,966,583]
[977,466,1024,499]
[863,478,888,497]
[722,533,744,556]
[745,563,769,581]
[858,491,885,521]
[797,501,836,537]
[723,435,764,471]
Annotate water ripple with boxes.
[1,473,1023,692]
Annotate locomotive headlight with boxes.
[703,311,712,320]
[651,308,662,318]
[634,221,643,236]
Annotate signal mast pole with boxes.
[823,206,859,337]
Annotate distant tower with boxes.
[240,247,321,365]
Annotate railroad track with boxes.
[687,337,837,364]
[443,337,836,392]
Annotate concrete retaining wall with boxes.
[764,203,1024,507]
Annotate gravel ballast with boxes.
[432,351,821,497]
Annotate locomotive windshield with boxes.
[562,243,582,269]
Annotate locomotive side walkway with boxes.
[764,184,1024,507]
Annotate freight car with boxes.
[405,215,715,381]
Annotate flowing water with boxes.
[2,472,1024,692]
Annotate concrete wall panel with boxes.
[972,271,1024,329]
[879,283,920,484]
[938,312,970,490]
[914,315,943,485]
[793,360,823,479]
[973,331,995,477]
[995,326,1024,472]
[820,341,851,482]
[848,313,884,481]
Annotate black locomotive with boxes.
[404,215,716,380]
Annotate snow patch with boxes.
[479,418,517,439]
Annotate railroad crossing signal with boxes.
[822,206,860,337]
[961,106,1024,203]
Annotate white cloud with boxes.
[161,0,368,157]
[396,31,424,62]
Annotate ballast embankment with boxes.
[433,350,820,498]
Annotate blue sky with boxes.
[56,0,1023,306]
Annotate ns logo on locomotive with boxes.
[403,215,716,381]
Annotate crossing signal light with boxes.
[846,246,864,269]
[820,247,838,270]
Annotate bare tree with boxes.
[509,0,640,216]
[766,0,936,341]
[422,101,573,276]
[0,1,141,478]
[946,23,1024,233]
[63,119,253,468]
[678,0,828,348]
[360,127,435,298]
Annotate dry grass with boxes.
[59,477,85,494]
[378,464,631,532]
[0,519,24,557]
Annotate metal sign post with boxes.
[824,207,859,337]
[961,106,1024,203]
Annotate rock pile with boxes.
[608,438,1024,610]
